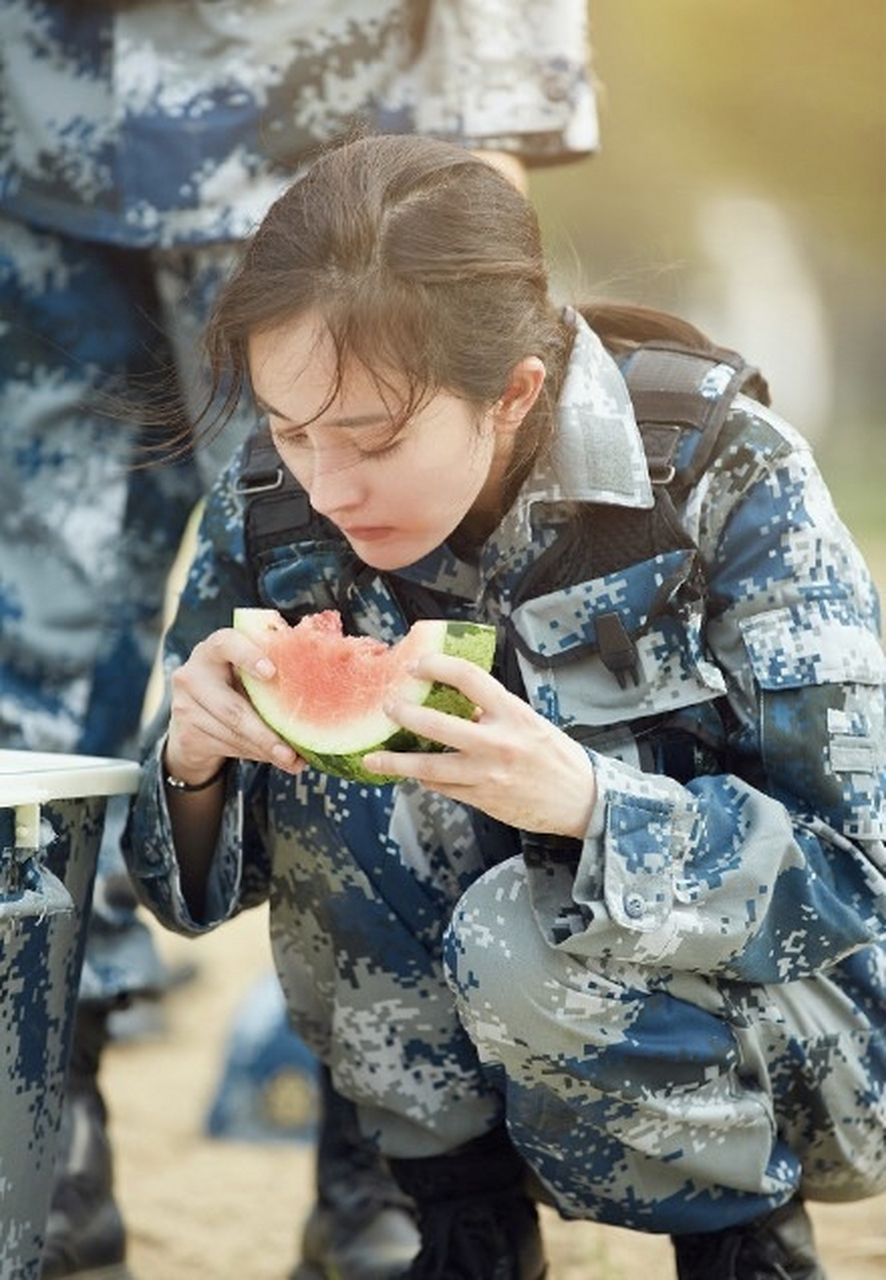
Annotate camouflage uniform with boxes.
[0,0,598,1002]
[125,312,886,1232]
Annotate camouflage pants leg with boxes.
[0,216,241,999]
[267,779,506,1160]
[444,858,886,1233]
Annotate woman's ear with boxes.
[493,357,546,432]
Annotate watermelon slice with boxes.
[233,608,497,783]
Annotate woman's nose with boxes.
[306,450,364,518]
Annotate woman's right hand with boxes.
[162,621,302,786]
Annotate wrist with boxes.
[558,742,597,839]
[164,760,227,793]
[161,738,227,793]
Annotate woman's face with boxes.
[248,316,531,571]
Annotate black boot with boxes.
[41,1003,131,1280]
[388,1126,547,1280]
[672,1196,827,1280]
[290,1066,420,1279]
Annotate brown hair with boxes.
[197,133,572,490]
[188,133,765,481]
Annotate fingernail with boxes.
[256,658,275,678]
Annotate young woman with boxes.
[125,134,886,1280]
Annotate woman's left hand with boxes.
[362,653,597,839]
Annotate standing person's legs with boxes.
[0,213,202,1279]
[0,221,200,759]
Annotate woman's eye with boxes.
[269,422,404,460]
[273,429,309,450]
[358,435,402,460]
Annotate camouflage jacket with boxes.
[0,0,597,247]
[125,312,886,984]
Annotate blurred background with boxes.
[531,0,884,577]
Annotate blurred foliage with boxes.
[596,1,880,248]
[533,0,884,262]
[529,0,884,538]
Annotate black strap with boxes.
[237,425,332,559]
[595,612,641,689]
[623,340,767,499]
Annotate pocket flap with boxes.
[739,602,885,689]
[509,548,698,665]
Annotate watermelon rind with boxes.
[234,610,496,784]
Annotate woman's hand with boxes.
[362,653,597,839]
[163,618,302,785]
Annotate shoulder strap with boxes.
[621,338,768,500]
[237,425,324,561]
[508,339,767,688]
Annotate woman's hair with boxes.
[197,133,572,491]
[185,132,762,486]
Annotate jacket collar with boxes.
[394,309,653,600]
[524,307,654,511]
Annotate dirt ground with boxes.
[101,905,886,1280]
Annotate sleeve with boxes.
[533,402,886,983]
[399,0,600,163]
[122,455,274,937]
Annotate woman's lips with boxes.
[340,525,395,542]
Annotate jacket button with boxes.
[623,892,646,919]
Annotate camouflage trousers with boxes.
[0,212,253,999]
[269,819,886,1233]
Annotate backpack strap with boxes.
[622,339,769,502]
[237,425,320,559]
[507,340,766,689]
[236,424,355,621]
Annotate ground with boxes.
[102,905,886,1280]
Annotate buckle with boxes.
[648,462,676,486]
[235,467,285,496]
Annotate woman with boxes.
[125,134,886,1280]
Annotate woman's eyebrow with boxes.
[255,396,392,430]
[253,394,297,422]
[328,412,394,428]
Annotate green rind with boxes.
[237,614,496,784]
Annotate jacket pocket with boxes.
[508,548,727,730]
[738,601,885,690]
[738,601,885,837]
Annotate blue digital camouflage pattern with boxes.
[0,0,597,1002]
[125,313,886,1231]
[1,795,106,1273]
[0,216,255,999]
[0,782,136,1277]
[0,0,598,247]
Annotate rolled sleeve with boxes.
[576,752,697,946]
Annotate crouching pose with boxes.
[124,135,886,1280]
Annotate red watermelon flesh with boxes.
[233,608,496,782]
